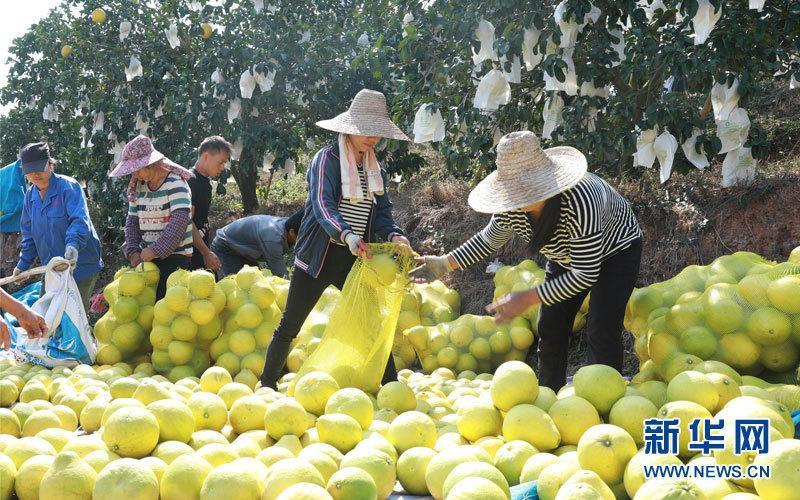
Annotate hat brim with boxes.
[21,158,49,175]
[316,111,410,141]
[109,150,166,178]
[467,146,588,214]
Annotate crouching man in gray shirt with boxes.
[210,211,302,278]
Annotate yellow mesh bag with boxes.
[624,251,800,385]
[291,243,415,393]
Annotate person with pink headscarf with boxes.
[110,135,195,299]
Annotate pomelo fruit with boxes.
[102,407,160,458]
[445,476,507,500]
[493,440,538,486]
[39,451,97,500]
[573,364,626,414]
[608,396,658,446]
[294,371,340,416]
[340,448,396,500]
[388,410,436,453]
[666,371,719,412]
[396,447,436,496]
[443,461,510,498]
[548,396,601,446]
[752,438,800,500]
[501,403,559,451]
[576,424,637,485]
[326,466,377,500]
[490,360,539,412]
[92,458,158,500]
[766,276,800,314]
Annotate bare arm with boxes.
[0,288,47,343]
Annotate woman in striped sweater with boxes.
[411,131,642,390]
[111,135,195,299]
[259,89,414,390]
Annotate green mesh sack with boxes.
[291,243,415,393]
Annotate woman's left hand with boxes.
[140,247,156,262]
[486,289,541,324]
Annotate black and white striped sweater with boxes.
[449,173,641,305]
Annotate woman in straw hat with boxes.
[411,131,642,391]
[259,89,414,390]
[110,135,196,299]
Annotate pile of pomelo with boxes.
[492,260,589,334]
[404,314,536,376]
[1,357,797,500]
[416,280,461,327]
[626,250,800,385]
[393,281,461,371]
[93,264,160,366]
[148,269,225,382]
[206,266,284,384]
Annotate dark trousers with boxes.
[210,239,258,278]
[153,254,192,300]
[260,244,397,389]
[535,238,642,392]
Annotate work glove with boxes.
[12,267,22,278]
[389,234,414,256]
[409,255,456,282]
[64,246,78,269]
[343,231,369,258]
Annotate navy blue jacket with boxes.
[293,141,403,278]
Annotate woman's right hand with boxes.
[16,306,47,339]
[409,255,456,283]
[129,252,142,267]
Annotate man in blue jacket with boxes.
[13,143,103,312]
[0,159,25,278]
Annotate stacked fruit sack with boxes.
[625,250,800,384]
[93,263,160,366]
[203,266,283,385]
[1,355,797,500]
[393,281,461,371]
[492,259,589,335]
[404,314,535,375]
[417,280,461,326]
[148,269,226,382]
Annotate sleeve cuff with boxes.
[447,251,468,271]
[535,284,555,306]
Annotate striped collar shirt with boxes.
[449,173,641,305]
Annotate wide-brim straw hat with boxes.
[109,135,178,177]
[468,131,587,214]
[316,89,410,141]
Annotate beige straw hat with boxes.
[468,131,587,214]
[316,89,410,141]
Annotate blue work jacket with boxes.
[0,160,25,233]
[18,173,103,281]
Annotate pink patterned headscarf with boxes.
[108,135,194,202]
